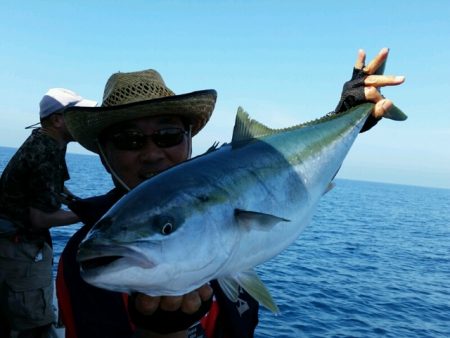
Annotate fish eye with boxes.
[161,222,173,235]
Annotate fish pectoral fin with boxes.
[218,271,279,314]
[217,277,240,302]
[235,209,290,231]
[237,270,279,313]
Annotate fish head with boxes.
[77,180,228,295]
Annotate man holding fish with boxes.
[57,48,405,338]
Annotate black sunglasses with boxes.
[109,128,188,151]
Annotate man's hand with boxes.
[334,48,406,132]
[134,284,213,315]
[29,207,80,229]
[58,186,80,205]
[129,284,213,337]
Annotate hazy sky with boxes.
[1,1,449,189]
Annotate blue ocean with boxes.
[1,146,449,337]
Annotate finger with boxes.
[134,294,161,315]
[373,99,393,118]
[354,49,366,70]
[364,86,384,103]
[364,74,405,87]
[363,48,389,75]
[160,295,183,312]
[180,291,202,314]
[197,284,213,302]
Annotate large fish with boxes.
[77,103,406,312]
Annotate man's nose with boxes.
[138,138,165,162]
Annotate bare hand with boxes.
[133,284,213,316]
[58,186,80,205]
[29,207,80,229]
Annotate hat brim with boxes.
[64,89,217,153]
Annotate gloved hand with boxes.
[334,67,368,113]
[334,67,381,133]
[333,48,406,132]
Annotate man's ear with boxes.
[99,152,112,174]
[50,114,65,128]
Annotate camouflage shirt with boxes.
[0,129,69,228]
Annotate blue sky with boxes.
[1,1,449,189]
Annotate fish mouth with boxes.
[79,255,123,271]
[77,244,155,272]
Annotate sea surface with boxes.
[1,146,449,337]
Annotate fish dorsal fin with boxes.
[231,107,275,144]
[218,270,280,313]
[235,209,290,231]
[231,103,407,144]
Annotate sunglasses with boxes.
[109,128,188,150]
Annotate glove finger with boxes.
[351,67,367,81]
[334,76,366,113]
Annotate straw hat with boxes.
[64,69,217,153]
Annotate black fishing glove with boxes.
[128,293,212,334]
[333,67,381,133]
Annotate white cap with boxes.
[39,88,97,119]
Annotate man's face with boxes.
[103,115,191,189]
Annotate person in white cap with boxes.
[0,88,97,338]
